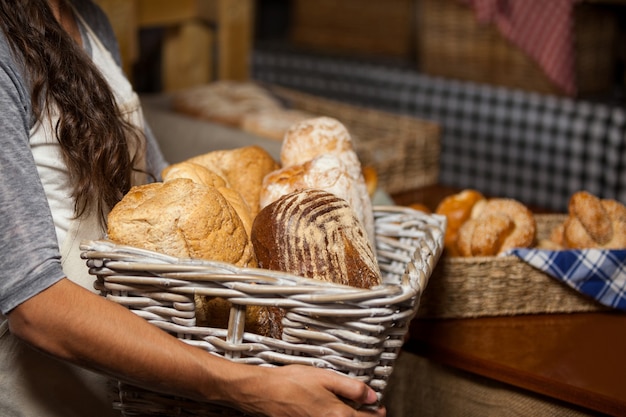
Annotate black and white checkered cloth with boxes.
[252,48,626,212]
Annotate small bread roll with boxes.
[456,198,536,256]
[107,178,256,267]
[186,145,279,217]
[562,191,626,249]
[435,189,486,256]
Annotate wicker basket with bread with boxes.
[414,189,625,318]
[81,117,445,416]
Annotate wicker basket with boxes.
[416,0,618,96]
[267,86,441,195]
[81,206,445,416]
[417,214,609,319]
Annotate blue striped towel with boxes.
[507,249,626,310]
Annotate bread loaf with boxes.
[251,189,382,337]
[262,117,376,250]
[107,178,256,267]
[186,145,279,217]
[252,189,381,288]
[107,178,275,336]
[162,161,253,237]
[162,161,228,188]
[260,154,358,217]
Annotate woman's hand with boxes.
[217,364,386,417]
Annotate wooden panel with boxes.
[137,0,216,27]
[93,0,138,77]
[290,0,415,59]
[162,22,214,91]
[136,0,253,84]
[214,0,254,80]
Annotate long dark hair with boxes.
[0,0,143,227]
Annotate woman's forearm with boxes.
[7,278,385,417]
[7,278,240,402]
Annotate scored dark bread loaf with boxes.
[251,189,381,338]
[251,188,381,288]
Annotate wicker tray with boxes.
[267,85,441,195]
[417,214,609,319]
[81,206,445,416]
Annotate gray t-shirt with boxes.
[0,0,168,315]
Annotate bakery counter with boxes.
[383,184,626,417]
[398,313,626,416]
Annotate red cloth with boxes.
[459,0,577,95]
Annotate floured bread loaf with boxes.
[260,154,353,208]
[252,188,381,288]
[107,178,256,267]
[262,117,376,249]
[186,145,279,217]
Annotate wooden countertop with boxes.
[405,313,626,416]
[393,185,626,416]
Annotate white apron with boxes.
[0,12,146,417]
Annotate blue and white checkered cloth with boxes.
[508,248,626,310]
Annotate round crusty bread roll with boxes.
[108,178,272,336]
[107,178,256,267]
[265,117,376,250]
[162,161,253,237]
[252,188,381,288]
[186,145,279,217]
